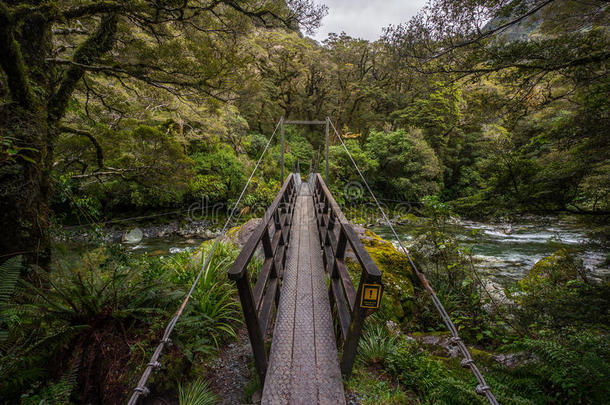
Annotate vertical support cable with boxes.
[327,118,499,405]
[325,117,330,183]
[280,116,285,182]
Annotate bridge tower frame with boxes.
[280,117,330,183]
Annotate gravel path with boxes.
[207,328,254,405]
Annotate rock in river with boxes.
[122,227,143,244]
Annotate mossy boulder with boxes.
[347,227,417,325]
[223,218,261,246]
[519,248,586,291]
[396,213,427,225]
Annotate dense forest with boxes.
[0,0,608,404]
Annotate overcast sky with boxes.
[308,0,428,42]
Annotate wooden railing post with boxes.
[235,276,267,383]
[331,230,347,279]
[340,269,381,377]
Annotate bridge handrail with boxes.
[312,173,382,377]
[228,173,295,280]
[228,173,297,384]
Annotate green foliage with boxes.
[23,248,176,327]
[178,378,219,405]
[0,136,39,164]
[410,199,483,334]
[365,128,442,201]
[502,330,610,404]
[0,256,23,342]
[327,139,377,204]
[0,241,245,402]
[167,244,240,358]
[56,124,192,212]
[189,143,246,204]
[245,133,270,159]
[51,173,102,224]
[241,178,279,209]
[357,323,400,366]
[20,359,79,405]
[381,338,531,405]
[346,370,409,405]
[284,131,314,174]
[0,246,180,403]
[392,81,462,158]
[514,278,610,332]
[387,341,485,404]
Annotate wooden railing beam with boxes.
[311,173,383,379]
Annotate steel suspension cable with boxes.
[127,118,283,405]
[327,118,499,405]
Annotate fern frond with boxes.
[0,256,22,304]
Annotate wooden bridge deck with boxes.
[261,183,346,405]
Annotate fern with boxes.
[178,378,218,405]
[21,354,80,405]
[0,255,23,342]
[0,256,22,303]
[0,248,181,403]
[502,330,610,403]
[168,246,240,358]
[357,323,399,366]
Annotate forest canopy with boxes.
[0,0,608,261]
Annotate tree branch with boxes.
[48,14,119,123]
[70,166,153,179]
[425,0,557,61]
[62,1,126,20]
[0,3,35,109]
[59,125,104,169]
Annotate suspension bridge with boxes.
[128,118,498,405]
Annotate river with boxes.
[372,218,609,286]
[117,217,608,287]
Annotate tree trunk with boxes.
[0,11,54,268]
[0,106,52,268]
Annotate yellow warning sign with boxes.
[360,284,382,309]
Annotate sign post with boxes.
[360,283,382,309]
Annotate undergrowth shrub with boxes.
[165,242,242,359]
[0,247,179,403]
[500,329,610,404]
[357,323,399,366]
[512,278,610,331]
[386,339,532,405]
[0,240,248,403]
[178,378,218,405]
[409,197,507,344]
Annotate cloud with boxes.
[308,0,427,42]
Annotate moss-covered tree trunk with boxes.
[0,108,52,267]
[0,7,53,267]
[0,4,117,268]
